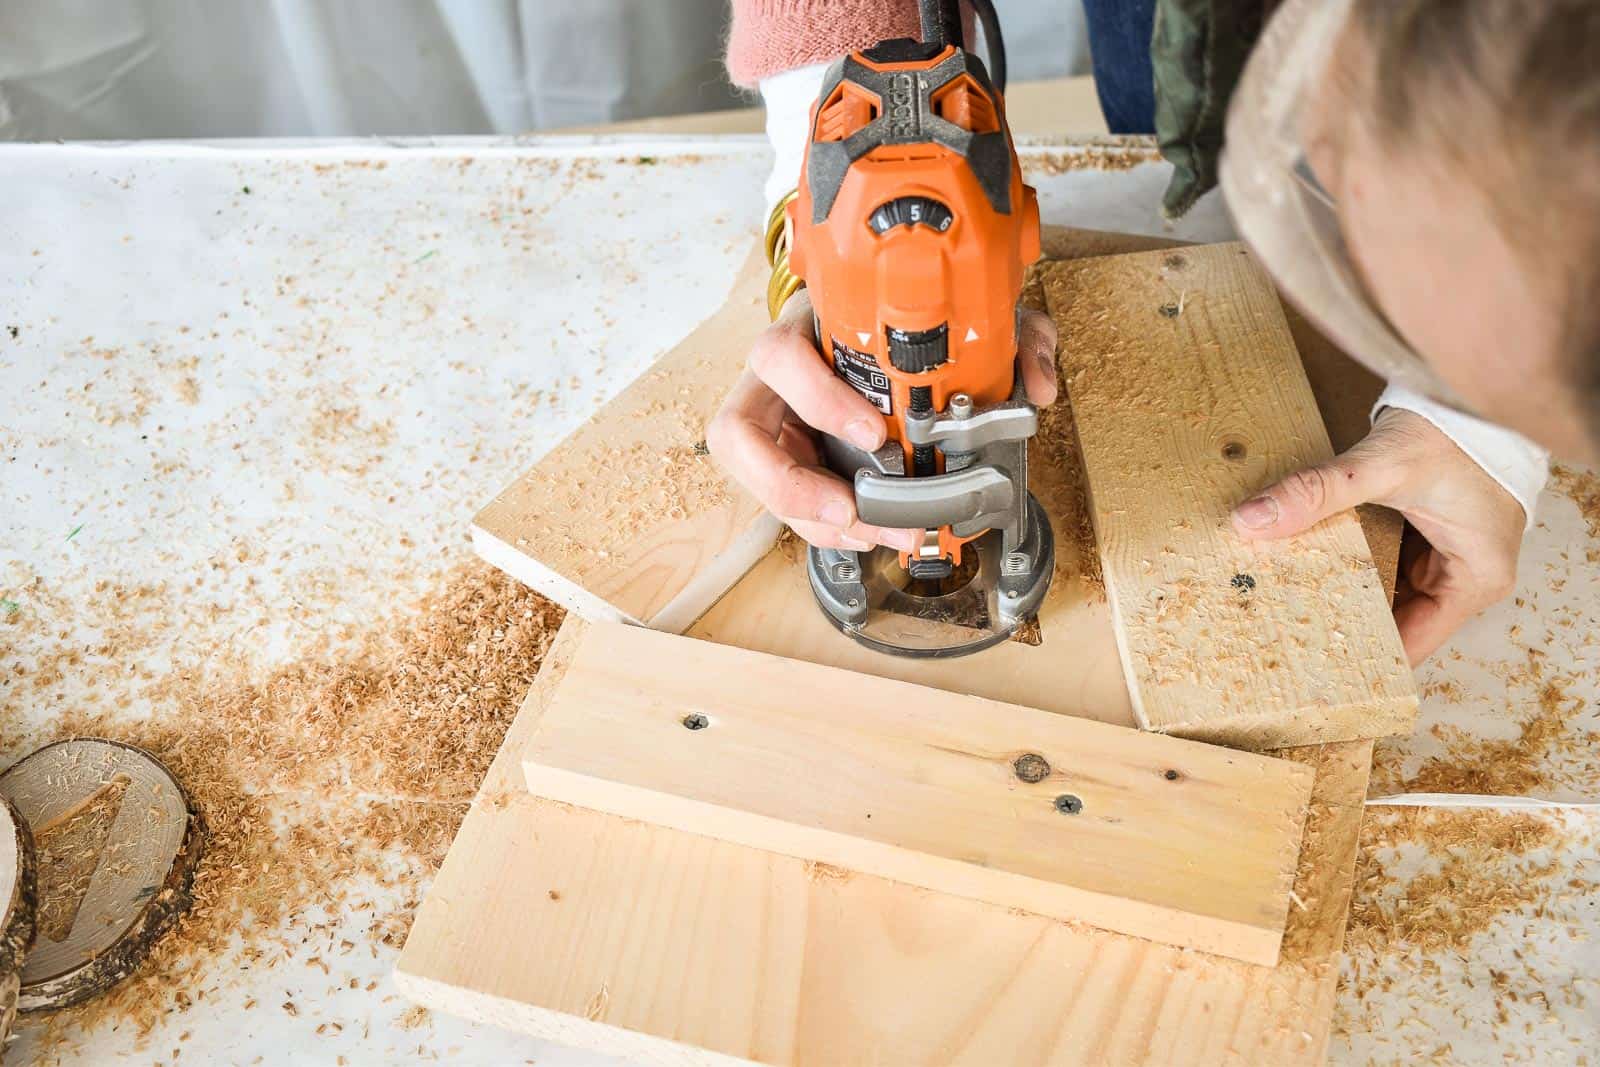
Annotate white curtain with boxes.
[0,0,1087,139]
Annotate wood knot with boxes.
[1013,753,1051,783]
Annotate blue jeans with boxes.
[1081,0,1158,134]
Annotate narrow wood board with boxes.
[521,622,1314,965]
[399,618,1374,1065]
[402,231,1406,1065]
[471,245,781,631]
[1041,245,1416,749]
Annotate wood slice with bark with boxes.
[0,739,204,1012]
[0,797,38,1047]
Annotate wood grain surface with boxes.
[0,739,204,1012]
[471,246,780,631]
[1041,244,1416,749]
[523,622,1314,965]
[399,619,1375,1065]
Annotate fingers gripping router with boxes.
[786,0,1055,657]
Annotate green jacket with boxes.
[1152,0,1275,218]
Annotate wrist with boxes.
[1373,383,1550,529]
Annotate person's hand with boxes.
[707,290,1061,551]
[1231,408,1525,665]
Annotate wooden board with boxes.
[1041,245,1417,750]
[521,623,1314,965]
[471,246,781,632]
[401,231,1407,1065]
[399,619,1374,1065]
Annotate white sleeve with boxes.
[1374,382,1549,528]
[759,62,829,217]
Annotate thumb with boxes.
[1231,446,1395,540]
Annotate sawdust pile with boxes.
[1370,673,1585,797]
[1553,464,1600,560]
[1,562,564,1045]
[516,382,735,566]
[1336,807,1597,1056]
[1020,140,1164,177]
[1346,808,1561,956]
[1021,259,1102,595]
[32,776,133,943]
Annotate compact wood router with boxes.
[787,0,1053,657]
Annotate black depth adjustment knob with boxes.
[868,196,954,235]
[886,323,949,374]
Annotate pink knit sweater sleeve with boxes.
[726,1,928,87]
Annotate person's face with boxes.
[1303,32,1598,465]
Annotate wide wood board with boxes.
[522,622,1314,965]
[400,619,1373,1065]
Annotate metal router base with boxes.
[806,492,1054,659]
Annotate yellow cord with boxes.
[765,189,804,321]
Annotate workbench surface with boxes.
[2,137,1595,1065]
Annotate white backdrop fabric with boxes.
[0,0,1088,139]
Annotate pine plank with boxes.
[470,246,781,631]
[521,622,1314,965]
[1040,244,1417,749]
[397,617,1375,1065]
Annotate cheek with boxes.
[1339,173,1582,452]
[1340,179,1521,408]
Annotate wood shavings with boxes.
[1371,675,1587,797]
[1553,465,1600,561]
[32,775,132,943]
[1020,259,1102,597]
[1346,808,1562,956]
[1335,807,1599,1061]
[1020,141,1164,177]
[519,400,735,566]
[395,1004,430,1030]
[1,562,563,1050]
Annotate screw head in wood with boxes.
[1054,794,1083,815]
[681,713,709,731]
